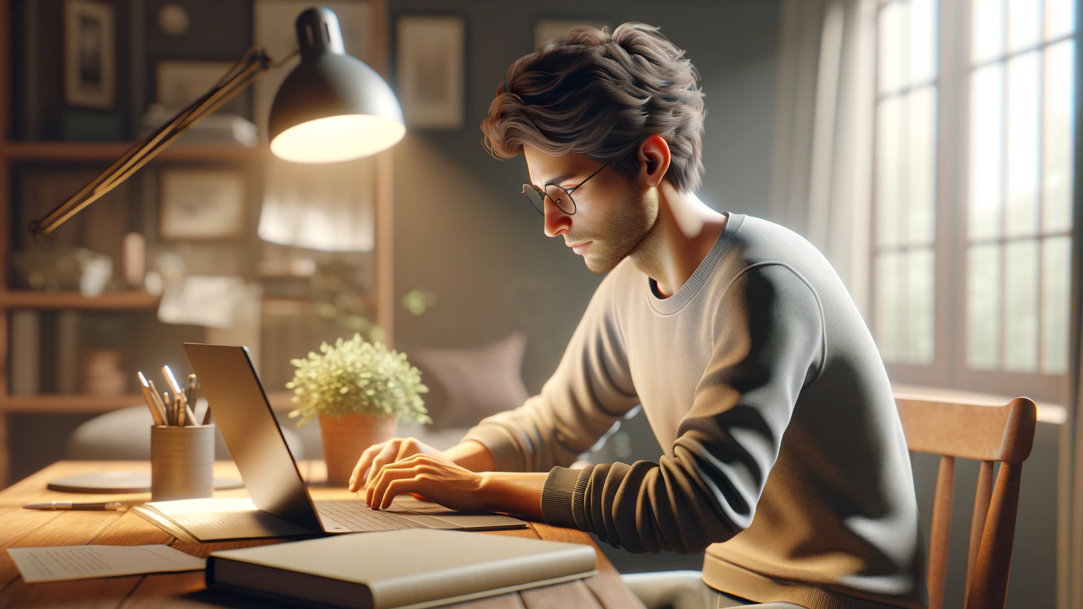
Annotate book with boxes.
[205,528,597,609]
[10,311,40,395]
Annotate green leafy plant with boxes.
[287,334,430,426]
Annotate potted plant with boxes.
[287,333,430,485]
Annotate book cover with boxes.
[205,528,597,609]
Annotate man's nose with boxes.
[543,198,571,237]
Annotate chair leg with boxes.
[928,456,955,609]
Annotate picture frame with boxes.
[155,60,236,110]
[395,15,465,130]
[159,169,247,241]
[64,0,116,108]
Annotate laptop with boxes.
[177,342,526,536]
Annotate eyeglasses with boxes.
[520,163,608,215]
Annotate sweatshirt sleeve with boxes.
[543,263,826,554]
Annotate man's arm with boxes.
[364,455,547,519]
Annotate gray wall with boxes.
[387,0,783,393]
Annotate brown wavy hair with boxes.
[481,22,706,193]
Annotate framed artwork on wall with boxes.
[155,60,235,109]
[159,169,247,241]
[395,15,465,130]
[64,0,116,108]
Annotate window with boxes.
[872,0,1076,403]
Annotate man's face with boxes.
[522,147,657,274]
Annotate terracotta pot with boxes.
[318,412,398,486]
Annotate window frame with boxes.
[870,0,1075,404]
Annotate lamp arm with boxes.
[28,47,274,238]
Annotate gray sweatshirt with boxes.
[463,214,927,609]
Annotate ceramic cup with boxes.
[150,424,214,501]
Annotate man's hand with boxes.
[348,437,440,492]
[364,453,489,511]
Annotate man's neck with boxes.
[630,182,727,298]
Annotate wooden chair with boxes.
[895,395,1038,609]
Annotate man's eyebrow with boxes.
[539,173,576,187]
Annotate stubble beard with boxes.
[579,190,659,274]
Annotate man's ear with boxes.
[638,135,671,187]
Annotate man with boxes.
[350,23,926,609]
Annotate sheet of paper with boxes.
[8,544,205,583]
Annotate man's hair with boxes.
[481,22,706,193]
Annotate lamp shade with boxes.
[268,7,405,163]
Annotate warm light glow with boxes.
[270,114,405,163]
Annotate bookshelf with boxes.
[0,0,394,485]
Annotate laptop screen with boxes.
[183,342,323,532]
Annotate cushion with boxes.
[66,405,305,460]
[410,333,530,430]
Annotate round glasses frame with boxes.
[520,163,609,216]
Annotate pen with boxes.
[185,373,199,409]
[163,390,174,426]
[175,392,186,426]
[23,501,124,511]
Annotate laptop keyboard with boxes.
[316,500,421,531]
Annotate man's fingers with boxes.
[348,444,381,491]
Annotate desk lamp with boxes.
[28,6,404,239]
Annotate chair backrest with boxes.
[895,395,1038,609]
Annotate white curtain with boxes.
[769,0,876,314]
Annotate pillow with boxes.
[410,333,530,430]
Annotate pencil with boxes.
[136,371,167,426]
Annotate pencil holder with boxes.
[150,424,215,501]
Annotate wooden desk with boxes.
[0,461,645,609]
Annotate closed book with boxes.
[206,528,597,609]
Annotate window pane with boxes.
[967,244,1002,370]
[909,0,938,84]
[905,249,936,363]
[1044,40,1076,234]
[1046,0,1077,40]
[908,86,937,245]
[968,64,1005,240]
[1004,240,1039,372]
[1042,237,1070,374]
[1008,0,1042,52]
[877,96,903,247]
[875,253,903,362]
[972,0,1006,63]
[879,1,906,93]
[1005,52,1041,238]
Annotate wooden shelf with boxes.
[0,140,265,162]
[0,391,295,414]
[0,393,145,413]
[0,290,161,310]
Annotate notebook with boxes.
[134,342,526,542]
[205,528,597,609]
